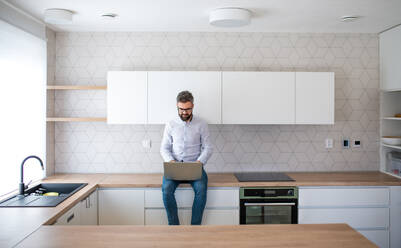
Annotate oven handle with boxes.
[244,202,296,206]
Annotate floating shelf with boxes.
[382,143,401,150]
[46,117,107,122]
[382,117,401,120]
[47,85,107,90]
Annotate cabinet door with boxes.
[107,71,147,124]
[145,209,238,225]
[80,190,98,225]
[147,71,221,124]
[55,203,81,225]
[380,25,401,91]
[222,72,295,124]
[295,72,334,124]
[98,189,144,225]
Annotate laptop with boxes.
[163,162,203,180]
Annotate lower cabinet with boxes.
[98,188,145,225]
[298,186,391,248]
[80,190,98,225]
[54,190,97,225]
[145,209,239,225]
[144,187,239,225]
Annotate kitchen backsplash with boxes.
[50,32,379,173]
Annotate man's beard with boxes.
[179,112,192,122]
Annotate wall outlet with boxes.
[142,139,151,149]
[325,138,333,149]
[342,139,350,149]
[353,140,361,148]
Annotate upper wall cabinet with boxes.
[295,72,334,124]
[107,71,147,124]
[222,72,295,124]
[380,25,401,91]
[147,71,221,124]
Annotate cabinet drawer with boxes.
[145,188,239,208]
[299,208,389,229]
[359,229,389,248]
[299,187,389,207]
[145,209,239,225]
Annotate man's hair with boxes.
[176,90,194,103]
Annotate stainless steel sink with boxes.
[0,183,87,207]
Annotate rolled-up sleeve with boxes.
[197,123,213,165]
[160,122,175,162]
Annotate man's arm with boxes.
[160,122,175,162]
[197,123,213,165]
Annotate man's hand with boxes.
[196,160,203,165]
[170,160,176,163]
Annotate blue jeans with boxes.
[162,169,208,225]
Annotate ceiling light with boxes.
[101,13,118,20]
[340,16,360,22]
[209,8,251,27]
[44,9,73,24]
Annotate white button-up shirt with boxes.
[160,115,213,165]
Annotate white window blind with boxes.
[0,20,46,197]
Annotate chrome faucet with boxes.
[19,155,44,195]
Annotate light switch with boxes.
[142,139,151,149]
[325,138,333,149]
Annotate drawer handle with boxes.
[244,203,296,206]
[67,213,75,223]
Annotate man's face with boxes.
[177,101,194,121]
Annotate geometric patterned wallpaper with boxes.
[51,32,380,173]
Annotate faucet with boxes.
[19,155,44,195]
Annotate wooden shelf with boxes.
[47,85,107,90]
[46,117,107,122]
[382,143,401,150]
[382,117,401,120]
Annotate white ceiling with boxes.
[6,0,401,33]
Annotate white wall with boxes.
[50,32,379,173]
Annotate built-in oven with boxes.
[239,187,298,225]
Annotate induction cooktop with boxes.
[234,172,295,182]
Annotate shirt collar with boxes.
[175,114,195,125]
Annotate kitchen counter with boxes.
[1,171,399,247]
[15,224,376,248]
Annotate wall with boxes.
[52,32,379,173]
[46,27,55,176]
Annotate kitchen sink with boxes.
[0,183,87,207]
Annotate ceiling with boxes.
[6,0,401,33]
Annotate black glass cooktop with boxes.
[234,172,295,182]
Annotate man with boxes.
[160,90,213,225]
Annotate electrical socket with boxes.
[325,138,333,149]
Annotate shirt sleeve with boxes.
[197,122,213,165]
[160,122,175,162]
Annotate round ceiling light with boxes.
[209,8,251,27]
[44,9,73,24]
[340,15,360,22]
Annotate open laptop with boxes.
[163,162,202,180]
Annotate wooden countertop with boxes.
[1,171,399,247]
[15,224,377,248]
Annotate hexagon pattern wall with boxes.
[52,32,379,173]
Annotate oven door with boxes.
[240,198,298,224]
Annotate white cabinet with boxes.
[80,190,98,225]
[98,188,144,225]
[145,209,239,225]
[54,202,81,225]
[147,71,221,124]
[299,186,390,248]
[380,25,401,91]
[295,72,334,124]
[390,186,401,248]
[144,188,239,225]
[222,72,295,124]
[107,71,148,124]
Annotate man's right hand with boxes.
[170,160,176,163]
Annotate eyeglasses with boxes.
[177,107,193,113]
